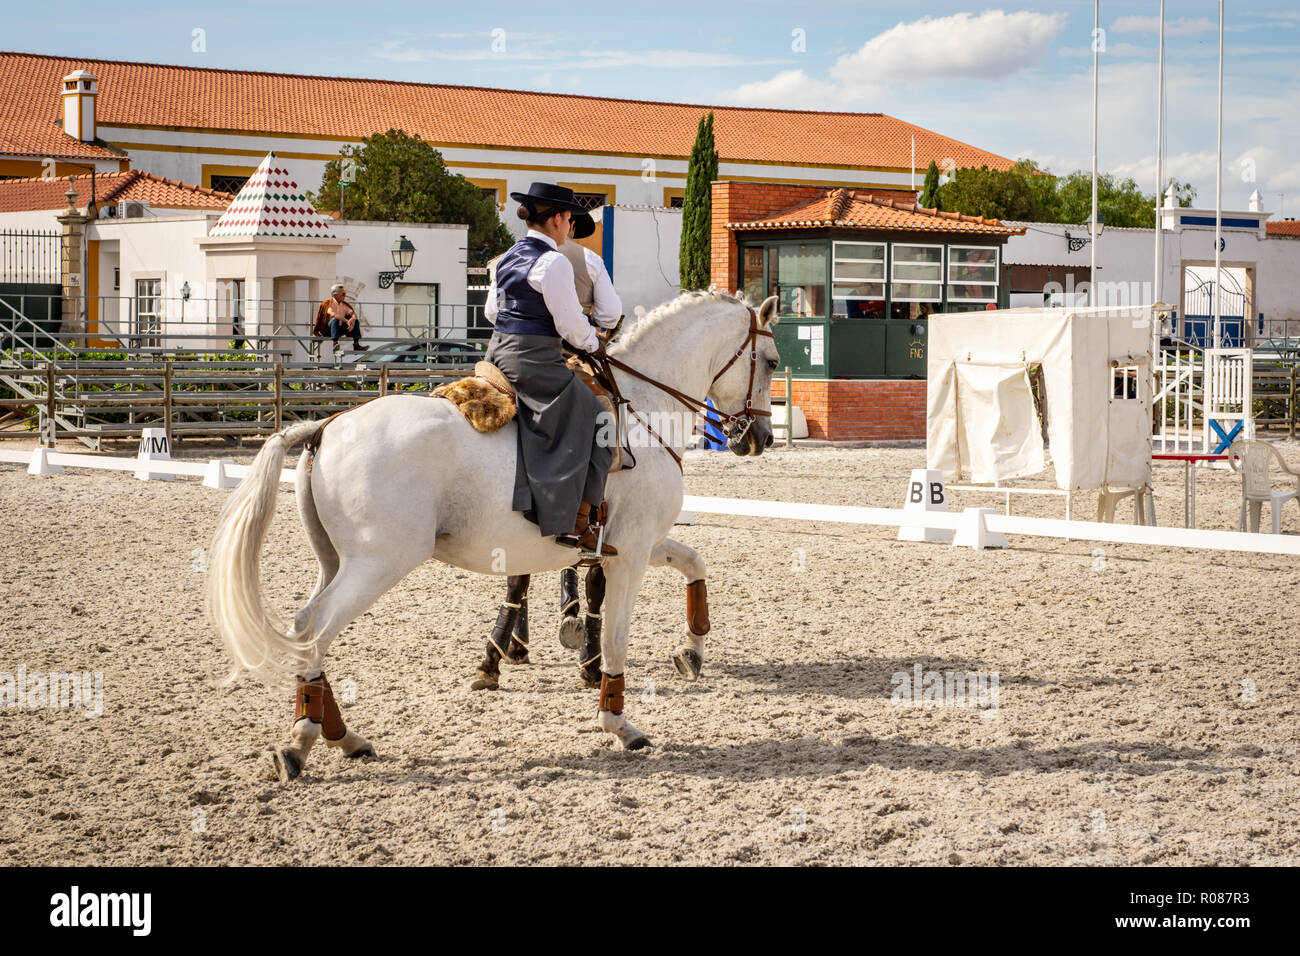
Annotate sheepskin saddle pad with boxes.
[433,361,517,433]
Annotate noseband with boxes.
[596,305,774,469]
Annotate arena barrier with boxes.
[4,446,1299,557]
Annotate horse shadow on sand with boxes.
[348,735,1231,790]
[705,655,1087,700]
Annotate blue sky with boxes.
[5,1,1299,212]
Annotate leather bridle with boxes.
[592,305,775,471]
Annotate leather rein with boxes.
[589,305,774,471]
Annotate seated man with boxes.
[313,284,367,352]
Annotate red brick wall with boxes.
[772,378,926,441]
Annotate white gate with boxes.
[1204,348,1254,450]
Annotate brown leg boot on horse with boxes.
[556,501,618,557]
[268,672,374,783]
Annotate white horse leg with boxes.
[594,552,652,750]
[650,538,709,682]
[268,554,416,781]
[295,454,338,604]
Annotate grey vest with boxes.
[558,240,595,315]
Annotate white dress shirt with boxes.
[484,229,604,352]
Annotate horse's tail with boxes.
[206,420,321,687]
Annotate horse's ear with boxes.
[758,294,779,327]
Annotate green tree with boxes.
[310,129,512,265]
[936,159,1196,229]
[936,160,1056,222]
[679,111,719,291]
[918,160,942,211]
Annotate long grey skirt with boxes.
[485,331,613,537]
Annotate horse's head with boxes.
[708,294,780,456]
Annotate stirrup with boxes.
[577,521,614,561]
[557,522,617,558]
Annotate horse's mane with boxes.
[613,289,751,353]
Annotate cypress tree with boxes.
[679,112,718,291]
[919,160,942,211]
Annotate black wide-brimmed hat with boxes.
[510,182,588,216]
[571,210,596,240]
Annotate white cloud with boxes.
[720,10,1062,108]
[830,10,1066,82]
[717,69,848,109]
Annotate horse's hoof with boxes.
[578,665,602,688]
[470,672,499,691]
[672,648,702,682]
[558,616,584,650]
[268,747,301,783]
[625,735,653,751]
[344,745,376,760]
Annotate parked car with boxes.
[343,339,484,368]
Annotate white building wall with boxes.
[332,220,468,336]
[78,215,469,344]
[0,210,63,232]
[608,205,682,318]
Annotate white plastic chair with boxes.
[1229,440,1300,534]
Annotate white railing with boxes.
[1153,347,1204,453]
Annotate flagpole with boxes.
[1213,0,1224,349]
[1152,0,1165,361]
[1090,0,1099,307]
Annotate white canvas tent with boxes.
[927,306,1153,492]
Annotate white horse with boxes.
[206,291,780,780]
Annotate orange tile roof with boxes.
[0,170,233,213]
[729,188,1024,235]
[1266,219,1300,237]
[0,51,1019,172]
[0,57,125,161]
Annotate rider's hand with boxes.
[588,339,608,361]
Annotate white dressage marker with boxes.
[898,468,953,543]
[951,507,1008,550]
[203,459,240,489]
[135,427,174,481]
[26,446,63,476]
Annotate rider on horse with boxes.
[484,182,622,557]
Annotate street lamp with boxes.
[1065,216,1104,252]
[378,235,416,289]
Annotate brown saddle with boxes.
[434,357,624,472]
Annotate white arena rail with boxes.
[4,448,1298,557]
[680,495,1300,557]
[0,449,296,484]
